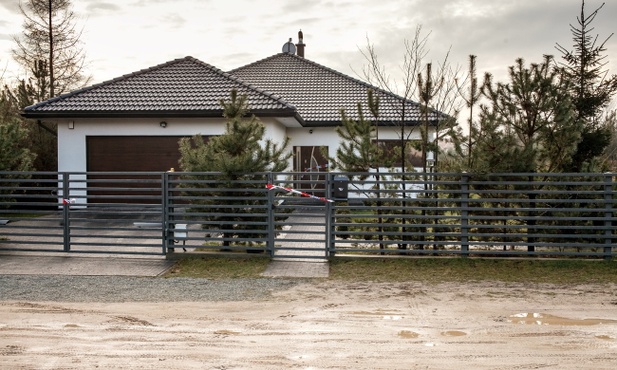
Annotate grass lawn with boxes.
[165,255,617,284]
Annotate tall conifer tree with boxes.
[556,0,617,171]
[12,0,89,100]
[178,90,290,250]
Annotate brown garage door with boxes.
[87,136,186,172]
[86,136,187,203]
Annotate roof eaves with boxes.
[299,119,428,128]
[21,107,300,120]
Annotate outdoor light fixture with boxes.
[309,129,313,134]
[68,121,74,129]
[160,121,167,128]
[426,152,435,170]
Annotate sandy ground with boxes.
[1,281,617,369]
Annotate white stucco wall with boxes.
[56,116,435,173]
[56,117,298,173]
[287,125,429,163]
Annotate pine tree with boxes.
[480,56,581,173]
[0,83,36,174]
[448,55,485,170]
[178,89,290,250]
[0,117,35,173]
[0,88,36,203]
[328,90,394,178]
[180,90,290,174]
[556,0,617,171]
[2,82,58,171]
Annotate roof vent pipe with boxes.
[295,29,305,58]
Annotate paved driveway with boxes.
[0,253,174,277]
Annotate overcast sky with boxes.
[0,0,615,106]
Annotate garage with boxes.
[87,136,186,172]
[86,136,188,203]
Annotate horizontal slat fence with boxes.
[0,172,166,255]
[332,172,615,259]
[1,171,615,259]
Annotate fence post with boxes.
[162,171,171,254]
[604,173,614,261]
[325,173,334,258]
[267,172,275,257]
[61,173,71,252]
[460,173,469,257]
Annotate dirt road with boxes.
[1,281,616,369]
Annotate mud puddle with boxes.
[509,312,617,326]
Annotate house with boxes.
[23,31,443,177]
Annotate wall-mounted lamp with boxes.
[68,121,74,129]
[426,152,435,170]
[160,121,167,128]
[309,129,313,134]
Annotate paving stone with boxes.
[261,211,330,278]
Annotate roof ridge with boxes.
[177,56,296,110]
[229,53,282,73]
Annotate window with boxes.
[375,140,423,168]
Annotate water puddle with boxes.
[351,310,402,316]
[509,313,617,326]
[350,310,404,320]
[213,329,241,335]
[441,330,467,337]
[398,330,420,338]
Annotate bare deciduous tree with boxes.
[357,25,460,172]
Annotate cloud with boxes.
[335,0,616,85]
[0,0,20,14]
[84,1,122,14]
[130,0,178,5]
[161,13,186,29]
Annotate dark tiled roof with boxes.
[230,53,440,126]
[23,56,298,119]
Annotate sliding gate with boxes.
[0,172,166,255]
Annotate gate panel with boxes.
[0,172,165,255]
[269,172,330,260]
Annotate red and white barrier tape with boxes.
[266,184,333,203]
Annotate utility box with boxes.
[332,175,349,200]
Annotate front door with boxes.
[293,146,328,196]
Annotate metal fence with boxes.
[0,172,166,255]
[1,171,615,259]
[334,172,615,259]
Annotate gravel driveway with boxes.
[0,275,301,302]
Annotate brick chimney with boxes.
[295,29,306,57]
